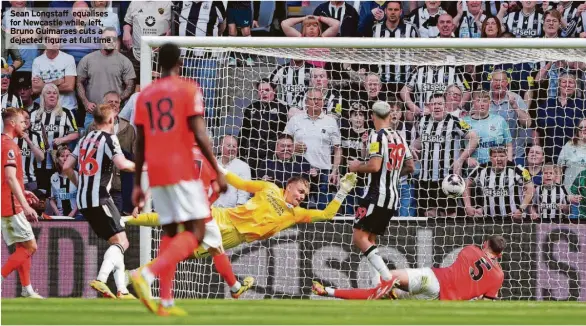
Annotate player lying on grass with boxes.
[312,235,506,301]
[123,168,358,259]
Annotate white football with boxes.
[441,174,466,198]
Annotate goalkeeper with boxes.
[123,167,358,259]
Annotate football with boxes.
[441,174,466,198]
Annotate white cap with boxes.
[372,101,391,116]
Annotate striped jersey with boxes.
[406,65,467,110]
[73,130,123,209]
[533,184,569,220]
[417,114,471,182]
[270,61,314,107]
[50,171,78,216]
[300,88,344,116]
[371,21,418,83]
[548,1,583,37]
[505,10,543,38]
[1,93,23,111]
[468,162,532,217]
[176,1,225,37]
[363,128,413,210]
[408,6,446,38]
[14,131,44,184]
[30,107,78,169]
[456,11,486,38]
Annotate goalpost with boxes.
[139,37,586,300]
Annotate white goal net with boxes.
[140,37,586,301]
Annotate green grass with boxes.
[2,299,586,325]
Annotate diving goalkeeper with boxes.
[123,166,358,259]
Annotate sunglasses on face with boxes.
[1,74,11,79]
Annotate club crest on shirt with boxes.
[490,125,497,131]
[158,8,165,14]
[459,119,471,131]
[7,149,15,160]
[369,142,380,154]
[521,168,531,182]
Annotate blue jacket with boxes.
[537,97,586,161]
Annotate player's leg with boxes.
[1,212,43,298]
[312,269,412,300]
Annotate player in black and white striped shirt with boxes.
[14,109,45,190]
[411,93,479,217]
[63,104,136,299]
[464,147,535,219]
[270,60,314,107]
[348,101,414,289]
[401,65,469,121]
[531,163,580,221]
[505,1,544,37]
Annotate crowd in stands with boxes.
[1,1,585,221]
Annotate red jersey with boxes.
[1,134,24,216]
[135,76,205,187]
[193,145,218,204]
[432,245,504,300]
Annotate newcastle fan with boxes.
[530,163,581,221]
[62,104,136,299]
[14,109,44,191]
[504,0,544,38]
[410,93,479,218]
[463,147,535,220]
[270,59,314,107]
[348,101,415,296]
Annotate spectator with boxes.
[76,27,135,130]
[60,1,101,65]
[1,65,22,111]
[285,88,342,209]
[534,60,586,103]
[357,1,386,37]
[542,9,563,38]
[526,145,545,186]
[481,16,504,38]
[293,67,345,118]
[313,1,360,37]
[504,0,543,38]
[174,0,225,116]
[569,168,586,219]
[32,33,77,113]
[408,0,447,38]
[87,91,135,213]
[270,59,314,107]
[256,134,312,189]
[0,29,23,76]
[15,109,45,191]
[463,91,513,166]
[562,2,586,37]
[536,72,585,162]
[436,13,456,38]
[91,1,121,35]
[49,146,79,218]
[30,84,79,195]
[444,84,469,118]
[239,78,289,177]
[14,76,39,112]
[453,0,486,38]
[340,107,368,215]
[488,69,532,166]
[226,1,258,66]
[214,135,251,208]
[558,118,586,207]
[119,91,139,125]
[281,15,340,38]
[350,73,387,128]
[123,0,172,89]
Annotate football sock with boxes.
[111,244,127,293]
[97,244,124,283]
[367,263,381,287]
[149,231,199,277]
[1,246,31,279]
[365,246,392,281]
[17,253,31,287]
[24,284,34,294]
[213,253,240,290]
[158,235,174,301]
[333,288,375,300]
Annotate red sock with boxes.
[158,235,174,301]
[17,254,31,287]
[334,288,376,300]
[212,253,237,287]
[149,231,198,276]
[2,246,31,279]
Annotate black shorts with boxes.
[80,198,125,240]
[353,199,396,236]
[416,180,457,216]
[227,8,252,27]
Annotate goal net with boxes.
[140,37,586,301]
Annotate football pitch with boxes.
[2,299,586,325]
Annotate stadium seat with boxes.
[252,1,276,36]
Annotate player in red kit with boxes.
[0,108,43,298]
[312,235,506,301]
[130,43,227,316]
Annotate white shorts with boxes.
[202,219,222,250]
[398,268,440,300]
[1,212,35,246]
[151,180,210,225]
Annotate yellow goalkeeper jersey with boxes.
[212,172,342,243]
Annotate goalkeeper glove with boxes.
[335,173,358,202]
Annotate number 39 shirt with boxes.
[72,130,123,209]
[135,76,205,187]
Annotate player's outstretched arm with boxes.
[218,165,268,194]
[296,173,357,223]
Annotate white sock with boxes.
[24,285,34,294]
[161,299,174,307]
[97,245,123,283]
[368,263,381,287]
[366,247,392,281]
[230,281,242,293]
[141,266,155,285]
[325,287,335,297]
[112,246,128,293]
